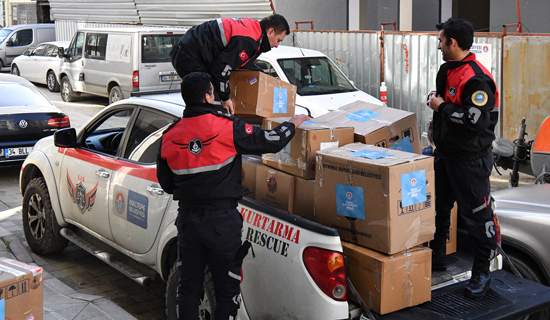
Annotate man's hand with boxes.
[428,92,444,112]
[288,114,311,127]
[222,99,235,115]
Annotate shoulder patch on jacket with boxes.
[472,90,488,106]
[245,123,253,134]
[239,50,249,61]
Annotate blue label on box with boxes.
[302,120,320,125]
[335,185,365,219]
[273,88,288,113]
[389,136,413,153]
[345,109,382,123]
[0,299,4,319]
[349,149,392,159]
[401,170,427,207]
[127,190,148,229]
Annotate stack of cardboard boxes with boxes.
[232,71,441,315]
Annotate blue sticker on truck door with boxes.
[128,190,148,229]
[273,88,288,113]
[335,185,365,219]
[401,170,427,207]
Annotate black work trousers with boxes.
[433,151,498,261]
[176,207,244,320]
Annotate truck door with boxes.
[58,107,136,241]
[108,107,177,254]
[5,28,33,65]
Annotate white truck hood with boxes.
[295,90,383,118]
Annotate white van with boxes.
[58,27,186,104]
[0,24,56,67]
[256,45,383,117]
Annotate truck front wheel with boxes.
[166,262,217,320]
[22,178,68,255]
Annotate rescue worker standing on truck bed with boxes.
[157,72,309,319]
[428,18,499,299]
[170,14,290,115]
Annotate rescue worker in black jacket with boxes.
[428,18,499,299]
[170,14,290,115]
[157,72,309,319]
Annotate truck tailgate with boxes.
[375,270,550,319]
[238,198,349,320]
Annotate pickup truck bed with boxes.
[375,270,550,319]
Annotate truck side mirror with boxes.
[57,47,65,58]
[54,128,77,148]
[6,39,13,47]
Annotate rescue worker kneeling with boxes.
[157,72,309,319]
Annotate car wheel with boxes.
[504,252,550,320]
[22,178,69,255]
[60,76,77,102]
[166,262,217,320]
[47,71,60,92]
[109,85,123,104]
[11,64,20,76]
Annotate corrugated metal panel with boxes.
[55,21,152,41]
[384,32,503,145]
[50,0,140,24]
[49,0,273,27]
[503,36,550,141]
[289,31,381,98]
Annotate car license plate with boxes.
[161,75,180,82]
[4,147,33,158]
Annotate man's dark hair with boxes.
[181,72,213,106]
[261,14,290,35]
[436,18,474,51]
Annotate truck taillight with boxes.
[494,213,501,245]
[303,247,347,301]
[133,70,139,87]
[48,116,70,127]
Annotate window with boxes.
[67,32,85,61]
[278,57,356,96]
[141,34,181,63]
[8,29,32,47]
[85,33,107,60]
[123,109,176,163]
[43,44,57,56]
[80,108,134,156]
[30,44,47,56]
[256,60,279,79]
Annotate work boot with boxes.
[431,241,447,272]
[465,258,491,299]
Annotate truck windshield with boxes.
[278,57,356,96]
[141,34,181,63]
[0,29,13,43]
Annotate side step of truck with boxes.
[375,270,550,319]
[60,228,152,287]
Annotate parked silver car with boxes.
[11,41,70,92]
[494,183,550,319]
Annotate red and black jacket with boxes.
[433,53,499,161]
[157,103,295,209]
[171,18,271,101]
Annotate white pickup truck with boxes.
[19,93,550,319]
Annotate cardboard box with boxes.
[262,117,355,179]
[293,177,315,221]
[342,242,432,315]
[229,71,296,119]
[0,258,43,320]
[313,101,421,154]
[255,165,295,212]
[315,143,435,254]
[242,155,262,200]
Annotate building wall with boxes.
[412,0,439,31]
[365,0,399,31]
[274,0,348,31]
[491,0,550,33]
[5,0,34,26]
